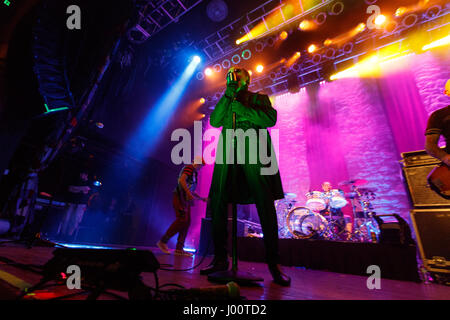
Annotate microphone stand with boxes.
[208,98,263,286]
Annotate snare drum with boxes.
[305,191,326,211]
[328,189,348,209]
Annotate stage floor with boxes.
[0,241,449,300]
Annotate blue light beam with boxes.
[129,56,201,159]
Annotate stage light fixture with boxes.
[248,70,253,76]
[299,20,315,31]
[196,72,204,80]
[279,31,288,40]
[402,14,418,28]
[214,63,223,72]
[374,14,386,26]
[308,44,317,53]
[256,65,264,73]
[426,5,441,19]
[315,12,327,25]
[286,52,301,67]
[356,23,366,33]
[200,98,206,104]
[329,2,344,16]
[255,41,264,52]
[324,39,332,46]
[204,68,213,76]
[241,49,252,60]
[231,54,241,65]
[193,56,201,63]
[312,54,322,64]
[395,7,407,17]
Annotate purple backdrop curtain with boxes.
[304,83,350,191]
[377,71,429,156]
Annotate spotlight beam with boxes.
[422,35,450,51]
[128,57,201,158]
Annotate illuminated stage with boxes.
[0,241,448,300]
[1,0,450,302]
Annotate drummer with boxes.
[320,182,352,236]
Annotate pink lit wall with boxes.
[186,51,449,249]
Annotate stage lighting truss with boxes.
[127,0,203,44]
[198,0,335,63]
[199,1,449,107]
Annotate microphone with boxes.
[165,281,240,300]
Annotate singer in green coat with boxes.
[200,67,290,286]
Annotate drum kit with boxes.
[276,179,380,242]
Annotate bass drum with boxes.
[286,206,328,239]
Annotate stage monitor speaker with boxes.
[373,214,415,245]
[410,209,450,275]
[42,248,160,292]
[401,150,450,207]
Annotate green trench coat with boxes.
[208,89,284,205]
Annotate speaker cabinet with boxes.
[410,209,450,274]
[401,150,450,207]
[403,165,450,207]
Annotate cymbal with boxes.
[284,192,297,198]
[357,187,377,193]
[338,179,368,187]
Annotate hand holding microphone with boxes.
[225,68,239,99]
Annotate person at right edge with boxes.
[200,67,291,286]
[425,79,450,166]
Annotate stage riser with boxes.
[238,237,421,283]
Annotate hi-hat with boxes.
[357,187,377,193]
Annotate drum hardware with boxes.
[347,184,380,242]
[275,196,298,238]
[274,180,380,242]
[305,191,327,211]
[286,206,327,239]
[324,189,348,209]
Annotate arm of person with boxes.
[210,80,238,128]
[178,173,194,200]
[232,94,277,128]
[192,191,208,202]
[210,94,235,128]
[425,134,450,166]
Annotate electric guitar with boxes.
[427,163,450,199]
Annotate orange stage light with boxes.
[299,19,316,31]
[374,14,386,26]
[308,44,317,53]
[256,65,264,73]
[199,98,205,104]
[279,31,288,40]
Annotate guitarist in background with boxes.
[425,79,450,166]
[425,79,450,198]
[157,156,207,257]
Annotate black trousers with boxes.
[211,164,280,267]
